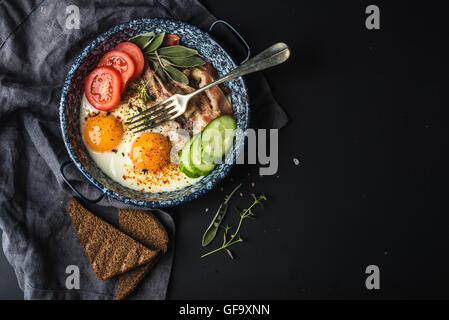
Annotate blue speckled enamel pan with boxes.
[59,18,250,207]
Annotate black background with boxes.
[1,0,448,299]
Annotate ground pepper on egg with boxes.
[130,132,171,174]
[83,113,124,152]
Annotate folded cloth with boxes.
[0,0,288,299]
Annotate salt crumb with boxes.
[205,208,209,213]
[239,192,243,197]
[251,182,255,187]
[293,158,300,166]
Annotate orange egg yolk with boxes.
[130,132,171,173]
[83,113,124,152]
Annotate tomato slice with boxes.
[98,50,135,93]
[164,34,180,46]
[84,66,121,111]
[114,42,144,81]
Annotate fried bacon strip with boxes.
[141,62,233,136]
[191,67,233,115]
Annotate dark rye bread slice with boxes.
[68,198,159,280]
[116,209,169,300]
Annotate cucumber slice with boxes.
[201,115,237,163]
[190,133,216,176]
[179,137,199,178]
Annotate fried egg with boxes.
[80,95,201,193]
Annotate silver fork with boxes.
[126,42,290,133]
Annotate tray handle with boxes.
[60,160,106,204]
[208,20,251,64]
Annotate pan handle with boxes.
[60,160,106,204]
[208,20,251,64]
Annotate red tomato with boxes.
[164,33,180,46]
[98,50,135,93]
[114,42,145,81]
[84,66,121,111]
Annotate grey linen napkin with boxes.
[0,0,288,300]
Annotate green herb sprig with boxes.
[202,183,242,247]
[201,193,267,259]
[129,32,205,84]
[127,77,153,106]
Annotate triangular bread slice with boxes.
[116,209,169,300]
[68,198,159,280]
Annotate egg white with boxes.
[80,95,202,193]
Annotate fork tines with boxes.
[125,98,176,133]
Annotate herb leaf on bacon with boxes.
[129,32,156,50]
[129,32,205,85]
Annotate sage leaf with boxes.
[201,184,242,246]
[129,32,155,49]
[162,56,205,68]
[144,32,165,53]
[164,65,189,84]
[152,61,166,80]
[157,45,198,58]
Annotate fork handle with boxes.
[188,42,290,97]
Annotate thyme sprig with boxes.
[127,78,153,108]
[135,78,153,102]
[201,194,267,259]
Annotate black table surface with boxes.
[1,0,448,299]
